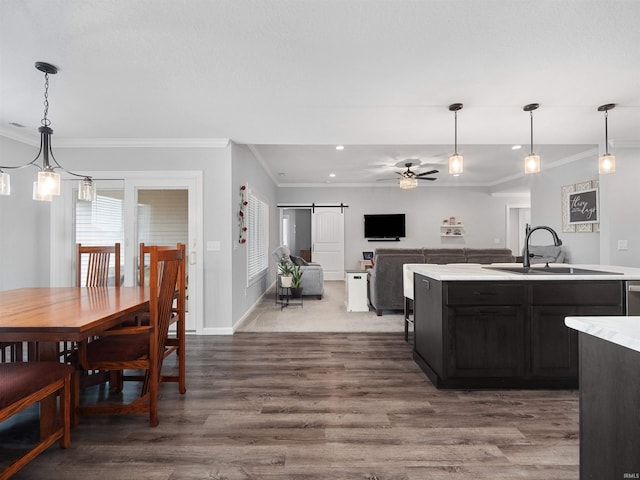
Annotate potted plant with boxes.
[290,264,304,298]
[278,255,293,288]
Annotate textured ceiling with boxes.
[1,0,639,188]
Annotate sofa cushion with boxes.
[0,362,74,409]
[374,248,423,255]
[290,255,308,266]
[423,248,466,264]
[465,248,515,264]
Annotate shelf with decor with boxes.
[440,219,464,237]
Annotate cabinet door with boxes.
[531,304,623,379]
[530,306,579,378]
[446,305,526,378]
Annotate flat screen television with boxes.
[364,214,406,239]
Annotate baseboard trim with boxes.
[201,327,234,335]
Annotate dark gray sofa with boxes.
[368,247,515,315]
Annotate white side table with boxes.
[345,270,369,312]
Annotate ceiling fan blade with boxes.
[376,177,398,181]
[394,171,405,176]
[416,169,439,177]
[417,177,437,181]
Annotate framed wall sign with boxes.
[567,187,598,224]
[562,180,600,232]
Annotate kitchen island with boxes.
[406,263,640,389]
[564,316,640,479]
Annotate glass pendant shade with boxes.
[78,178,97,202]
[37,170,61,196]
[598,153,616,174]
[524,154,540,174]
[449,154,463,176]
[399,176,418,189]
[0,171,10,195]
[32,181,53,202]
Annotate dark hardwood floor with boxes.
[2,333,579,479]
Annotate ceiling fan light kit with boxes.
[448,103,464,176]
[399,176,418,189]
[523,103,541,174]
[598,103,616,174]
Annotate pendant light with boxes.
[448,103,464,176]
[597,103,616,174]
[0,62,95,201]
[523,103,540,174]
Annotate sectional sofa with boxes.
[368,247,515,315]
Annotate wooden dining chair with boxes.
[136,242,187,394]
[76,243,121,287]
[0,361,73,479]
[68,243,123,365]
[77,245,184,427]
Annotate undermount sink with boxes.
[483,266,618,275]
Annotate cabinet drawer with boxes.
[446,283,526,306]
[531,281,623,306]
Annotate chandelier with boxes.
[0,62,95,202]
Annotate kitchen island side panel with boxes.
[579,332,640,479]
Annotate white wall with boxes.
[230,143,278,328]
[599,145,640,267]
[530,157,600,263]
[529,145,640,267]
[0,136,51,290]
[277,185,525,270]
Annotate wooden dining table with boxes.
[0,287,149,436]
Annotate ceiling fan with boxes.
[377,162,439,188]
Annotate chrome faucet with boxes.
[523,224,563,268]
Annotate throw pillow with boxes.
[290,255,308,266]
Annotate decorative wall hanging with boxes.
[561,180,600,233]
[238,184,248,244]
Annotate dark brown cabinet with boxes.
[413,275,625,389]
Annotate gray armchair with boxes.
[272,246,324,298]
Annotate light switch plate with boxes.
[207,241,221,251]
[618,240,628,251]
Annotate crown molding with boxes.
[0,129,230,149]
[54,138,230,148]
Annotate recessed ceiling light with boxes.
[329,173,336,177]
[335,145,344,151]
[9,122,25,128]
[512,145,522,150]
[278,172,285,177]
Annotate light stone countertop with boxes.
[565,316,640,353]
[405,263,640,281]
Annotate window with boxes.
[75,190,125,284]
[247,188,269,284]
